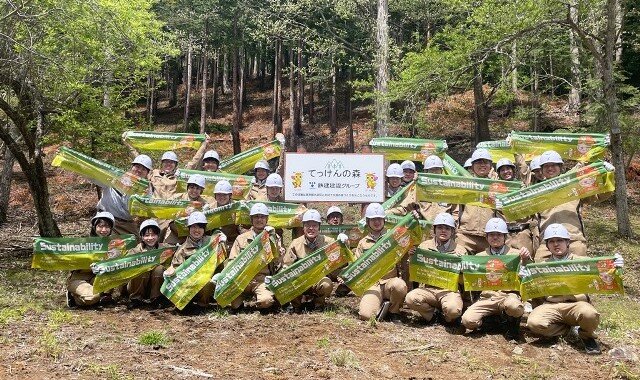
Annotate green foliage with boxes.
[329,348,359,368]
[137,330,170,347]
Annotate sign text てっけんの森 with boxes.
[284,153,385,203]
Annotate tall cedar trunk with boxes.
[272,38,283,134]
[231,16,242,154]
[615,0,623,62]
[169,57,179,107]
[568,0,581,113]
[472,66,490,143]
[511,41,518,92]
[259,43,267,90]
[150,74,157,124]
[329,65,337,133]
[195,54,201,92]
[146,74,151,119]
[309,82,315,124]
[549,56,555,96]
[183,39,193,131]
[531,63,540,132]
[252,53,259,79]
[347,68,354,153]
[211,50,218,119]
[604,0,632,237]
[0,144,14,224]
[239,47,245,117]
[297,40,304,124]
[223,51,231,94]
[374,0,390,137]
[288,46,299,150]
[200,52,208,133]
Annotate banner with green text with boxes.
[52,147,149,195]
[519,256,624,301]
[509,132,609,163]
[416,174,522,208]
[161,234,227,310]
[219,135,284,174]
[32,235,137,271]
[214,230,277,307]
[319,225,364,248]
[462,255,520,291]
[235,201,307,229]
[409,249,461,291]
[175,169,252,199]
[496,162,615,220]
[476,140,518,163]
[129,195,209,220]
[173,202,241,237]
[340,214,422,296]
[122,131,205,151]
[92,246,176,294]
[266,241,355,304]
[369,137,448,161]
[442,154,473,177]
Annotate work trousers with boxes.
[358,277,407,320]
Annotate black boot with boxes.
[505,316,522,341]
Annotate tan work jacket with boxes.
[283,234,336,267]
[150,169,178,199]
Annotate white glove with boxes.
[336,233,349,244]
[264,226,275,233]
[275,133,286,144]
[614,253,624,268]
[518,265,529,278]
[411,210,421,220]
[603,162,615,172]
[163,266,176,278]
[519,247,532,261]
[211,273,222,284]
[218,232,227,242]
[90,264,105,275]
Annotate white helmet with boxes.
[401,160,416,171]
[539,150,563,166]
[326,206,342,218]
[484,218,509,234]
[471,148,492,163]
[464,158,473,168]
[266,173,283,188]
[365,203,386,219]
[302,209,322,223]
[214,180,233,194]
[139,219,161,234]
[529,156,542,171]
[386,163,403,178]
[254,160,270,171]
[161,151,179,163]
[187,174,206,189]
[250,202,269,216]
[433,212,456,228]
[543,223,571,241]
[423,155,444,170]
[203,150,220,162]
[91,211,115,227]
[132,154,153,171]
[187,211,207,226]
[496,158,515,171]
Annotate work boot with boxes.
[505,316,522,341]
[446,317,465,335]
[583,337,602,355]
[66,291,77,309]
[334,283,351,297]
[377,301,391,322]
[388,313,403,325]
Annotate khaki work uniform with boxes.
[461,247,524,330]
[246,179,268,201]
[169,236,215,306]
[387,186,458,238]
[227,228,283,309]
[535,199,588,260]
[127,242,170,302]
[527,254,600,339]
[283,234,335,308]
[405,239,467,322]
[354,231,408,320]
[353,230,407,321]
[150,169,178,199]
[457,205,496,254]
[67,270,100,306]
[184,140,212,170]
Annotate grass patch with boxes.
[0,307,24,325]
[138,330,170,348]
[39,329,60,360]
[48,309,73,327]
[593,296,640,343]
[368,315,377,329]
[88,363,134,380]
[316,336,330,348]
[206,307,229,320]
[330,348,359,368]
[338,317,355,327]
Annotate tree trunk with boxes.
[309,81,315,124]
[329,65,337,133]
[472,66,490,144]
[183,38,193,131]
[511,41,518,93]
[375,0,390,137]
[200,52,208,133]
[604,0,632,237]
[239,46,245,118]
[297,40,304,124]
[347,68,355,153]
[231,16,242,154]
[615,0,623,62]
[222,51,231,95]
[195,53,201,92]
[259,43,267,90]
[568,0,581,113]
[169,57,179,107]
[531,63,540,132]
[211,50,218,119]
[0,143,14,225]
[272,38,283,135]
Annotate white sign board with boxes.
[284,153,385,203]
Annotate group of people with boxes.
[64,134,623,355]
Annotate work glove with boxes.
[218,232,227,243]
[519,247,532,262]
[210,273,222,284]
[411,210,421,220]
[614,253,624,268]
[603,162,615,172]
[275,132,286,144]
[163,266,176,277]
[264,226,275,234]
[336,233,349,244]
[90,263,105,275]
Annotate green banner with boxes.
[496,162,615,220]
[509,132,610,163]
[369,137,448,161]
[161,234,227,310]
[92,246,177,294]
[175,169,252,200]
[32,235,137,270]
[476,140,518,163]
[266,241,355,304]
[319,225,365,248]
[409,249,462,291]
[462,255,521,291]
[174,202,241,237]
[442,154,473,177]
[416,174,522,208]
[129,195,209,219]
[214,230,277,307]
[122,131,205,151]
[519,256,624,301]
[385,214,432,241]
[235,201,308,229]
[340,214,422,296]
[51,147,149,195]
[357,183,415,229]
[218,137,284,174]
